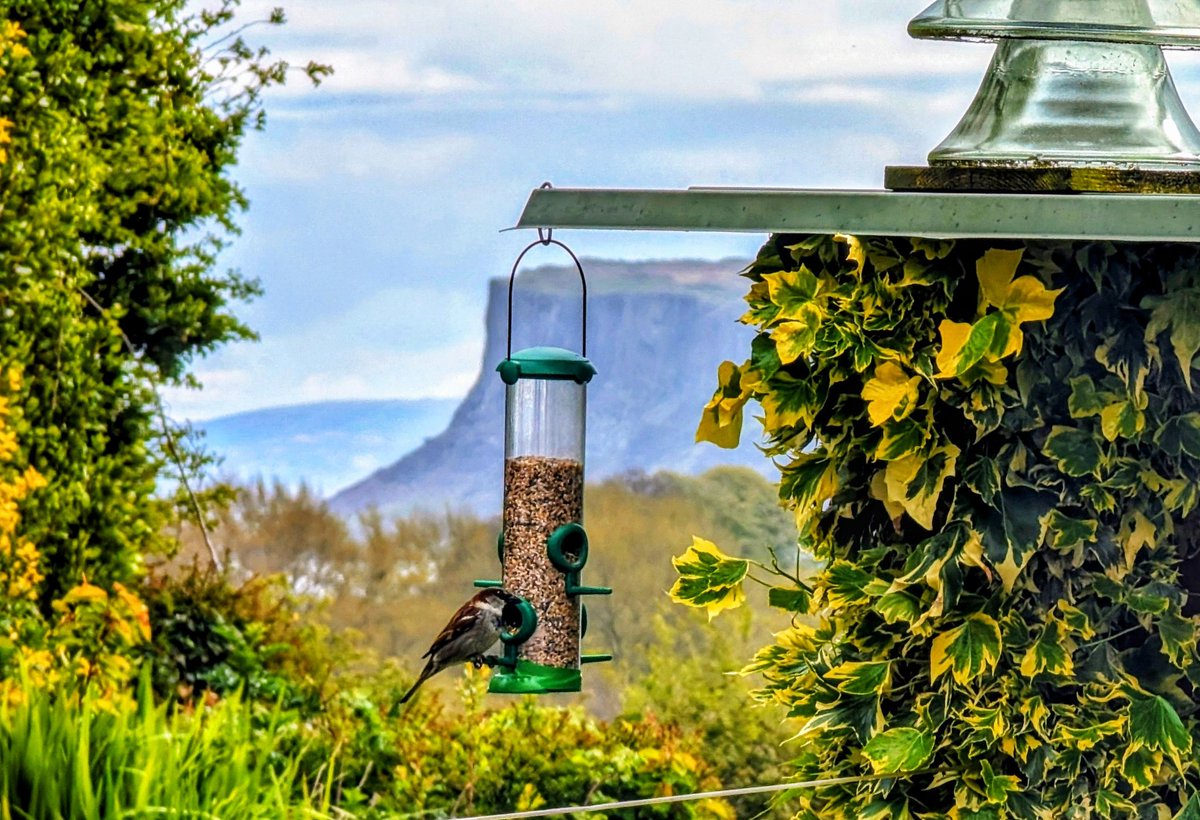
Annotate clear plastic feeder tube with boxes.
[498,348,593,678]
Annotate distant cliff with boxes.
[330,259,768,517]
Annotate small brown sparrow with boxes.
[397,587,522,705]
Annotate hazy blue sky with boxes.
[162,1,1200,420]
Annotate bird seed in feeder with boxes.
[502,455,583,669]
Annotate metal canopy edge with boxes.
[515,187,1200,242]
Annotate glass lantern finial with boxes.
[911,0,1200,168]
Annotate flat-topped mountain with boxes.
[330,258,767,517]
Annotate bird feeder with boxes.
[476,232,612,695]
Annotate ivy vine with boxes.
[675,235,1200,818]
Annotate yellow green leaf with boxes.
[1144,287,1200,391]
[825,660,891,696]
[772,308,823,364]
[1122,511,1157,569]
[1004,275,1062,323]
[930,613,1002,685]
[883,445,960,530]
[762,267,821,320]
[669,536,749,621]
[1128,694,1192,774]
[1019,620,1074,678]
[934,319,972,378]
[862,362,921,427]
[1099,399,1145,442]
[861,727,933,774]
[695,360,751,449]
[977,248,1026,311]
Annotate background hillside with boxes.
[330,258,767,517]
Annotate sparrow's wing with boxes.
[423,596,482,660]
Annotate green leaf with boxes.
[980,759,1020,805]
[768,586,811,614]
[760,371,818,435]
[1099,399,1145,442]
[930,613,1003,685]
[883,445,959,530]
[1128,694,1192,771]
[976,489,1055,593]
[1122,744,1163,790]
[669,536,749,620]
[1175,792,1200,820]
[1157,414,1200,460]
[824,561,875,608]
[875,416,929,462]
[762,266,820,319]
[1043,426,1103,478]
[773,309,823,365]
[1019,620,1073,678]
[1045,510,1097,551]
[826,661,891,696]
[779,454,839,528]
[874,591,921,625]
[1144,287,1200,391]
[1067,375,1109,418]
[1158,610,1196,669]
[861,727,933,774]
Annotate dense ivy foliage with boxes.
[680,235,1200,818]
[0,2,325,600]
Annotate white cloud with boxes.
[233,0,992,103]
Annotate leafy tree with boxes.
[680,235,1200,817]
[0,1,327,601]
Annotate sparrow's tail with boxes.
[397,660,436,706]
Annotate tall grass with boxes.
[0,676,336,819]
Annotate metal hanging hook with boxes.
[507,184,587,360]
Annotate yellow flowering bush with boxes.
[0,367,151,708]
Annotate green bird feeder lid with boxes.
[498,346,596,385]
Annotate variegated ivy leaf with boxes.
[779,453,838,532]
[883,444,960,530]
[767,586,811,614]
[862,362,922,427]
[1020,619,1074,678]
[930,613,1003,685]
[1127,693,1192,773]
[1156,413,1200,460]
[974,488,1054,594]
[759,371,818,436]
[695,360,752,449]
[1158,609,1197,669]
[1043,426,1103,478]
[1120,511,1156,570]
[1176,791,1200,820]
[822,560,876,609]
[1045,510,1097,552]
[825,660,891,696]
[980,760,1020,805]
[1144,284,1200,391]
[1099,396,1147,442]
[669,536,748,621]
[935,250,1062,381]
[772,311,823,365]
[875,590,921,625]
[1123,745,1163,791]
[762,266,821,320]
[1067,375,1112,419]
[977,247,1063,323]
[861,726,933,774]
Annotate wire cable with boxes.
[447,771,930,820]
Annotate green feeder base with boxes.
[488,659,581,694]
